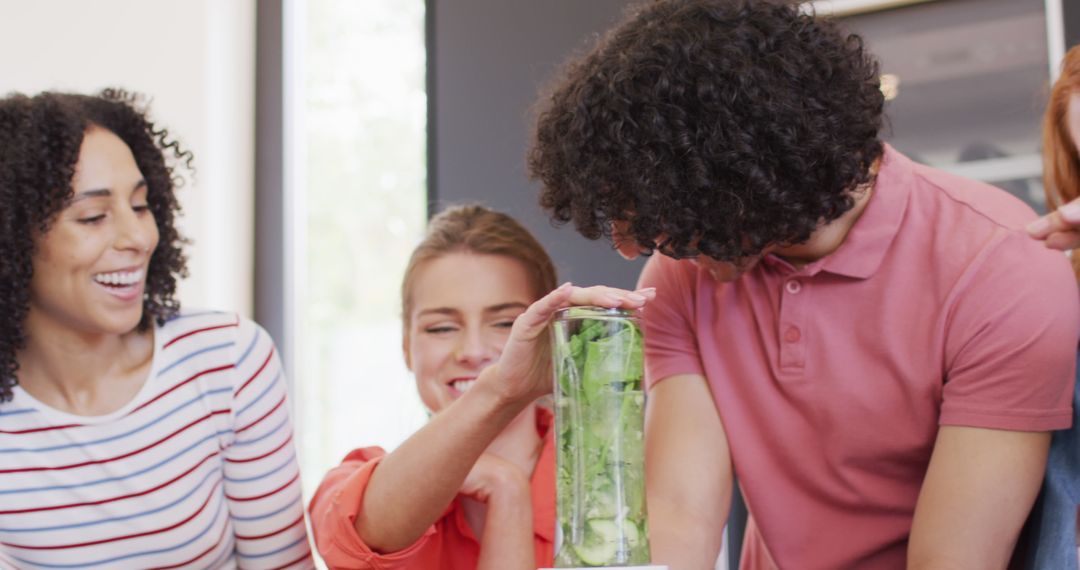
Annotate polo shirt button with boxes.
[784,326,801,343]
[785,280,802,294]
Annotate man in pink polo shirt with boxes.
[527,1,1079,568]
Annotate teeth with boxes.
[93,270,144,286]
[451,379,477,393]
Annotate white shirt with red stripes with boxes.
[0,310,313,570]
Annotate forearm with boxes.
[356,368,529,552]
[907,427,1050,570]
[476,484,535,570]
[645,375,732,570]
[649,499,728,570]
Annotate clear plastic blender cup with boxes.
[549,306,656,568]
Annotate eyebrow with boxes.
[69,180,148,203]
[416,307,459,318]
[70,189,111,203]
[486,302,528,313]
[416,302,529,318]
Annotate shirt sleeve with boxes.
[941,232,1079,431]
[224,318,314,569]
[308,448,439,569]
[638,255,706,389]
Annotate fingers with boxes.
[1043,229,1080,251]
[567,285,656,309]
[1027,211,1067,239]
[513,282,574,334]
[1062,200,1080,224]
[511,283,658,341]
[1027,199,1080,240]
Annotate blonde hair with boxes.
[1043,44,1080,279]
[401,204,557,328]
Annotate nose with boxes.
[114,206,158,255]
[454,328,494,367]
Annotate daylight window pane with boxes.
[297,0,428,505]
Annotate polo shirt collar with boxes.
[768,144,911,280]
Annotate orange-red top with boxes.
[309,410,555,569]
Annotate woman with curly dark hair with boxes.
[528,1,1079,568]
[0,90,312,569]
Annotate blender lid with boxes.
[553,306,639,320]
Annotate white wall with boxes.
[0,0,256,317]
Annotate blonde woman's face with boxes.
[404,252,533,414]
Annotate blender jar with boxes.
[550,306,652,568]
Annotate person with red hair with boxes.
[1025,43,1080,569]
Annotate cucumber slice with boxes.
[572,541,616,567]
[571,518,640,566]
[573,519,618,565]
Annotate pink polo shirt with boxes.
[639,145,1079,569]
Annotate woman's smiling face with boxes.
[28,125,158,337]
[404,252,533,413]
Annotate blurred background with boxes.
[2,0,1078,567]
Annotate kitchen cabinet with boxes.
[817,0,1070,212]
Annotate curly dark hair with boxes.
[0,88,191,403]
[528,0,885,261]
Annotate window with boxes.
[294,0,429,503]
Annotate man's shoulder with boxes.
[896,161,1069,281]
[640,254,699,289]
[907,161,1038,233]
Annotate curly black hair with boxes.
[0,88,191,403]
[528,0,884,261]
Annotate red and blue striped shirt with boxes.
[0,310,313,569]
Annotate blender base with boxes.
[539,567,669,569]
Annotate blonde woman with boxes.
[309,204,652,569]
